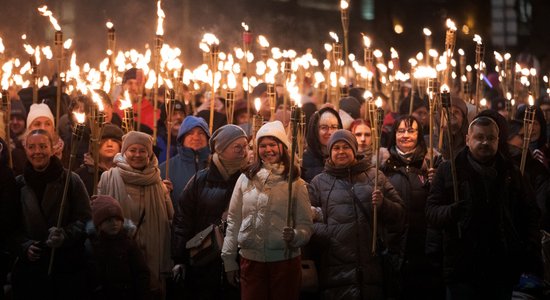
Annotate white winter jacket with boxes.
[221,166,313,272]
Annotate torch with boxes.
[474,35,484,113]
[30,55,39,104]
[0,90,12,169]
[258,35,270,63]
[202,33,220,134]
[242,23,253,122]
[90,92,106,195]
[330,32,342,106]
[252,98,263,161]
[48,112,86,275]
[340,0,350,84]
[286,100,301,257]
[283,56,292,123]
[371,97,384,255]
[440,86,461,237]
[165,89,176,180]
[408,58,418,115]
[267,77,276,122]
[458,49,466,99]
[153,0,165,144]
[444,19,457,88]
[121,91,134,133]
[520,95,536,174]
[225,73,237,125]
[106,21,116,94]
[427,77,438,169]
[423,28,432,67]
[363,34,373,92]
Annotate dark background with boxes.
[0,0,548,74]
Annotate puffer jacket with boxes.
[221,167,313,272]
[309,160,405,300]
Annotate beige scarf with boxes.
[98,153,172,289]
[212,153,247,180]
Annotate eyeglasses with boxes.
[396,128,418,135]
[231,144,250,153]
[319,125,339,132]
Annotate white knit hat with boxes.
[255,120,290,149]
[26,103,55,130]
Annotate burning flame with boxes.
[324,43,332,52]
[227,72,237,89]
[423,28,432,36]
[528,95,534,106]
[91,91,105,111]
[106,21,114,29]
[0,38,4,54]
[63,39,73,49]
[458,49,465,56]
[473,34,482,45]
[363,90,373,100]
[254,97,261,112]
[156,1,165,35]
[362,34,371,48]
[37,5,61,31]
[340,0,349,10]
[446,19,457,31]
[258,35,270,48]
[202,33,219,46]
[375,97,383,108]
[73,112,86,124]
[480,98,487,107]
[390,47,399,59]
[120,91,133,110]
[440,84,450,93]
[504,53,511,60]
[329,32,339,43]
[241,22,249,32]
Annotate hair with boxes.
[349,119,371,134]
[388,115,427,151]
[245,136,300,181]
[26,129,54,147]
[468,116,500,135]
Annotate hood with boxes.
[176,115,210,144]
[306,106,343,160]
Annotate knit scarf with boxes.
[324,158,371,179]
[24,156,64,203]
[212,153,247,181]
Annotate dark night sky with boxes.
[0,0,548,73]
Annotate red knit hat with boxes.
[91,195,124,227]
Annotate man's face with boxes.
[167,111,185,137]
[124,79,140,102]
[449,106,464,135]
[182,127,208,150]
[466,124,499,163]
[10,115,26,135]
[412,107,429,127]
[540,104,550,125]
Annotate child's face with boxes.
[99,217,123,235]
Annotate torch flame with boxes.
[375,97,383,108]
[504,53,511,60]
[120,91,133,110]
[106,21,114,29]
[363,90,373,99]
[340,0,349,10]
[423,28,432,36]
[329,32,339,43]
[440,84,450,93]
[227,72,237,89]
[362,34,371,48]
[324,43,332,52]
[446,19,457,31]
[480,98,487,107]
[63,39,73,49]
[528,95,534,106]
[390,47,399,59]
[37,5,61,31]
[458,48,465,56]
[73,112,86,124]
[156,1,165,35]
[91,91,105,112]
[473,34,482,45]
[0,38,4,54]
[241,22,249,32]
[24,44,34,55]
[254,97,261,112]
[202,33,219,46]
[258,35,270,48]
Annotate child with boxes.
[86,195,150,299]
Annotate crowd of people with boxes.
[0,65,549,300]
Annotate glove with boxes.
[46,227,65,248]
[172,264,185,283]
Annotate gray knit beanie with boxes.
[327,129,358,157]
[210,124,248,153]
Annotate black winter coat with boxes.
[309,160,405,300]
[426,148,542,285]
[86,224,150,300]
[171,163,240,299]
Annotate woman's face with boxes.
[396,120,419,153]
[99,139,121,160]
[318,112,339,146]
[124,144,150,170]
[25,133,53,171]
[258,137,282,164]
[353,124,372,153]
[220,137,248,161]
[331,141,355,167]
[29,117,54,136]
[530,120,541,142]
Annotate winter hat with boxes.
[121,131,154,157]
[256,120,290,149]
[451,96,468,118]
[10,100,27,119]
[349,87,366,104]
[177,115,211,143]
[328,129,358,157]
[122,68,138,84]
[339,96,361,119]
[399,95,427,115]
[173,100,185,112]
[101,124,124,143]
[210,124,247,153]
[26,103,55,129]
[491,97,506,111]
[251,82,268,98]
[92,195,124,227]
